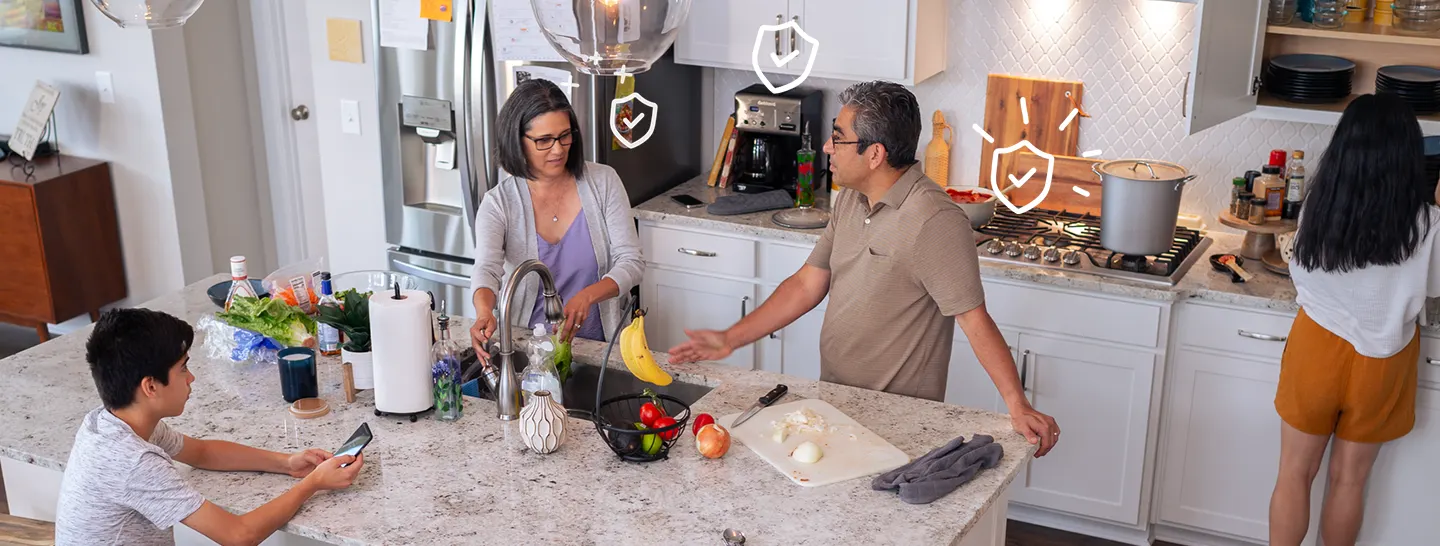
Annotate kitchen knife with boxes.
[730,384,788,428]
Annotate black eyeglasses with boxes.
[525,130,574,151]
[829,117,862,147]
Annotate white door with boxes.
[944,326,1019,412]
[641,268,757,370]
[778,293,827,381]
[1009,334,1156,525]
[1158,349,1322,544]
[1184,0,1267,135]
[795,0,907,80]
[251,0,328,265]
[1353,387,1440,545]
[674,0,789,70]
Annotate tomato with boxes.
[639,402,666,428]
[653,416,679,440]
[692,413,715,436]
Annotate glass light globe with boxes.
[91,0,206,29]
[530,0,693,75]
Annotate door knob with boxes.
[291,105,310,121]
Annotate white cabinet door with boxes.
[1354,387,1440,546]
[1184,0,1267,135]
[944,327,1019,413]
[756,284,827,380]
[1009,334,1156,525]
[1158,349,1322,543]
[641,268,757,370]
[793,0,908,80]
[674,0,790,70]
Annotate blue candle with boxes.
[277,347,318,403]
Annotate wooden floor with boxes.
[1006,521,1182,546]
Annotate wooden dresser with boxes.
[0,155,126,341]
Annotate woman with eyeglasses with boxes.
[468,78,643,350]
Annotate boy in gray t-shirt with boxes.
[55,308,364,546]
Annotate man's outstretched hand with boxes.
[667,329,733,364]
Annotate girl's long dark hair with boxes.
[1293,93,1431,273]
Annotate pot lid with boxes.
[1099,160,1189,181]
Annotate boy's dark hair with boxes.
[85,308,195,409]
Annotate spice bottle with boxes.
[1259,165,1284,218]
[1230,178,1247,216]
[1248,197,1268,225]
[1235,192,1253,220]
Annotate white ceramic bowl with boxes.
[947,186,998,229]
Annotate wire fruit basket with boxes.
[591,301,690,462]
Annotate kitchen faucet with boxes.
[494,259,565,420]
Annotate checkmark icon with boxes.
[621,113,644,130]
[770,50,800,67]
[1008,168,1038,188]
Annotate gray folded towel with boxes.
[705,189,794,216]
[871,434,1004,505]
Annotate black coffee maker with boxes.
[731,84,824,195]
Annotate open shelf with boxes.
[1251,93,1440,135]
[1268,21,1440,47]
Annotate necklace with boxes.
[552,215,559,222]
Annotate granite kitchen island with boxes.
[0,274,1034,545]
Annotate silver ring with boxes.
[1052,432,1059,436]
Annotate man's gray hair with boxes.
[837,81,921,170]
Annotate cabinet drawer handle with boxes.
[774,14,782,57]
[790,16,798,53]
[1020,350,1031,392]
[1427,357,1439,366]
[678,247,716,257]
[1237,329,1287,342]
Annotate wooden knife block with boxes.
[0,155,126,340]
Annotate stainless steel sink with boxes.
[460,347,712,420]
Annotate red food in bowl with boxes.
[945,188,993,204]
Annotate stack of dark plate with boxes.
[1263,54,1355,104]
[1377,65,1440,115]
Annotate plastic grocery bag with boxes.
[262,257,327,314]
[197,313,282,367]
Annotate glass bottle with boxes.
[224,256,258,312]
[316,272,341,356]
[1284,151,1306,220]
[795,131,816,208]
[431,311,465,421]
[1230,178,1247,216]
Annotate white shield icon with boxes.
[609,92,658,149]
[750,20,820,94]
[989,140,1055,215]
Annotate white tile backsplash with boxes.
[702,0,1335,234]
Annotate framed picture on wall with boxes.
[0,0,88,54]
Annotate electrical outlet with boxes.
[340,100,360,135]
[96,72,114,104]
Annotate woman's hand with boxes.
[560,287,596,342]
[470,308,498,357]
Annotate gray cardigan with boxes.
[468,162,644,339]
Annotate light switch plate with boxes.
[96,72,114,104]
[340,100,360,135]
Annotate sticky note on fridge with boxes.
[380,0,429,51]
[420,0,452,22]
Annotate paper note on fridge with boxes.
[512,65,574,103]
[492,0,576,62]
[380,0,429,51]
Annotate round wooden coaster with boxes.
[290,398,330,419]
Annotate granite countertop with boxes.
[0,274,1033,545]
[636,175,1305,312]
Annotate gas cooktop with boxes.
[972,207,1211,286]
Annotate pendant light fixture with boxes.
[529,0,693,75]
[91,0,207,29]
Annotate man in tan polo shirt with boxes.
[668,81,1060,456]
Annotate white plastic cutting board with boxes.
[721,398,911,487]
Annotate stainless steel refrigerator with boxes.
[373,0,701,318]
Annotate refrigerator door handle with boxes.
[456,0,483,238]
[391,258,472,286]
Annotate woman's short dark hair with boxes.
[85,308,194,409]
[838,81,921,170]
[1293,93,1432,273]
[495,78,585,180]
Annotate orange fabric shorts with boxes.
[1275,308,1419,443]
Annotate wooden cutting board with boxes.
[721,398,910,488]
[1014,151,1105,215]
[977,75,1085,209]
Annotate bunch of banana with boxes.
[620,309,672,386]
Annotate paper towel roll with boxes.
[369,289,433,415]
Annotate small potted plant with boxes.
[315,288,374,389]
